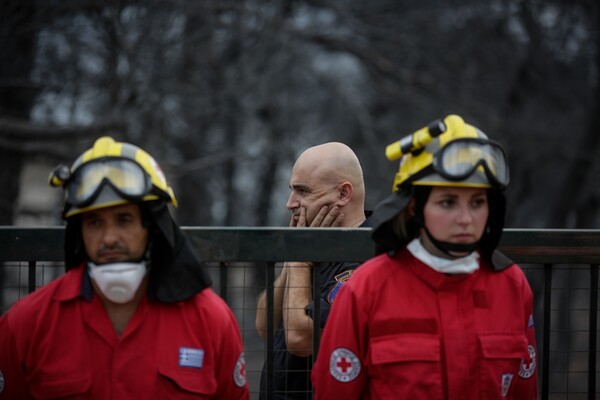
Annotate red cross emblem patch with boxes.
[329,348,361,382]
[233,353,247,387]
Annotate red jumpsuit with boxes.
[312,249,537,400]
[0,265,249,399]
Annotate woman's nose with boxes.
[456,204,474,224]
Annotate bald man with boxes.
[256,142,370,400]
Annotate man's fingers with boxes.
[310,206,329,227]
[297,206,309,227]
[329,211,345,227]
[312,206,345,227]
[289,212,298,227]
[296,206,345,227]
[319,206,341,227]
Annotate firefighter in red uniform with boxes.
[312,115,538,399]
[0,137,249,399]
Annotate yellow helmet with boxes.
[387,114,509,191]
[49,136,177,218]
[370,115,511,267]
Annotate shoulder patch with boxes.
[179,347,204,368]
[501,373,514,397]
[519,345,536,379]
[327,270,355,304]
[233,353,247,388]
[334,270,355,283]
[329,348,361,383]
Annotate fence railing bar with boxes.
[312,262,321,366]
[28,261,35,294]
[588,264,598,399]
[3,227,600,263]
[265,262,275,400]
[542,263,552,400]
[219,261,228,302]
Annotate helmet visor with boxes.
[433,138,509,187]
[67,158,152,207]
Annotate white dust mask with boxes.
[88,261,147,303]
[407,238,480,275]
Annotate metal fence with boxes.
[1,227,599,400]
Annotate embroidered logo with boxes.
[334,270,354,283]
[0,369,4,394]
[528,314,534,328]
[519,345,537,379]
[329,348,361,383]
[233,353,247,387]
[327,270,355,304]
[501,373,513,397]
[179,347,204,369]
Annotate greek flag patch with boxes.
[179,347,204,369]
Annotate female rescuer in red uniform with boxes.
[312,115,538,399]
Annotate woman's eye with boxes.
[84,219,100,229]
[439,199,453,207]
[473,198,487,207]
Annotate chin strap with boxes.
[423,227,478,257]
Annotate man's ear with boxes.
[336,182,353,206]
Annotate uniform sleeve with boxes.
[305,263,359,328]
[312,282,367,400]
[213,305,250,400]
[512,268,538,399]
[0,311,29,398]
[304,298,331,329]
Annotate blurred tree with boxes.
[0,0,38,224]
[1,0,598,229]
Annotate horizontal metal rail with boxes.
[1,227,599,263]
